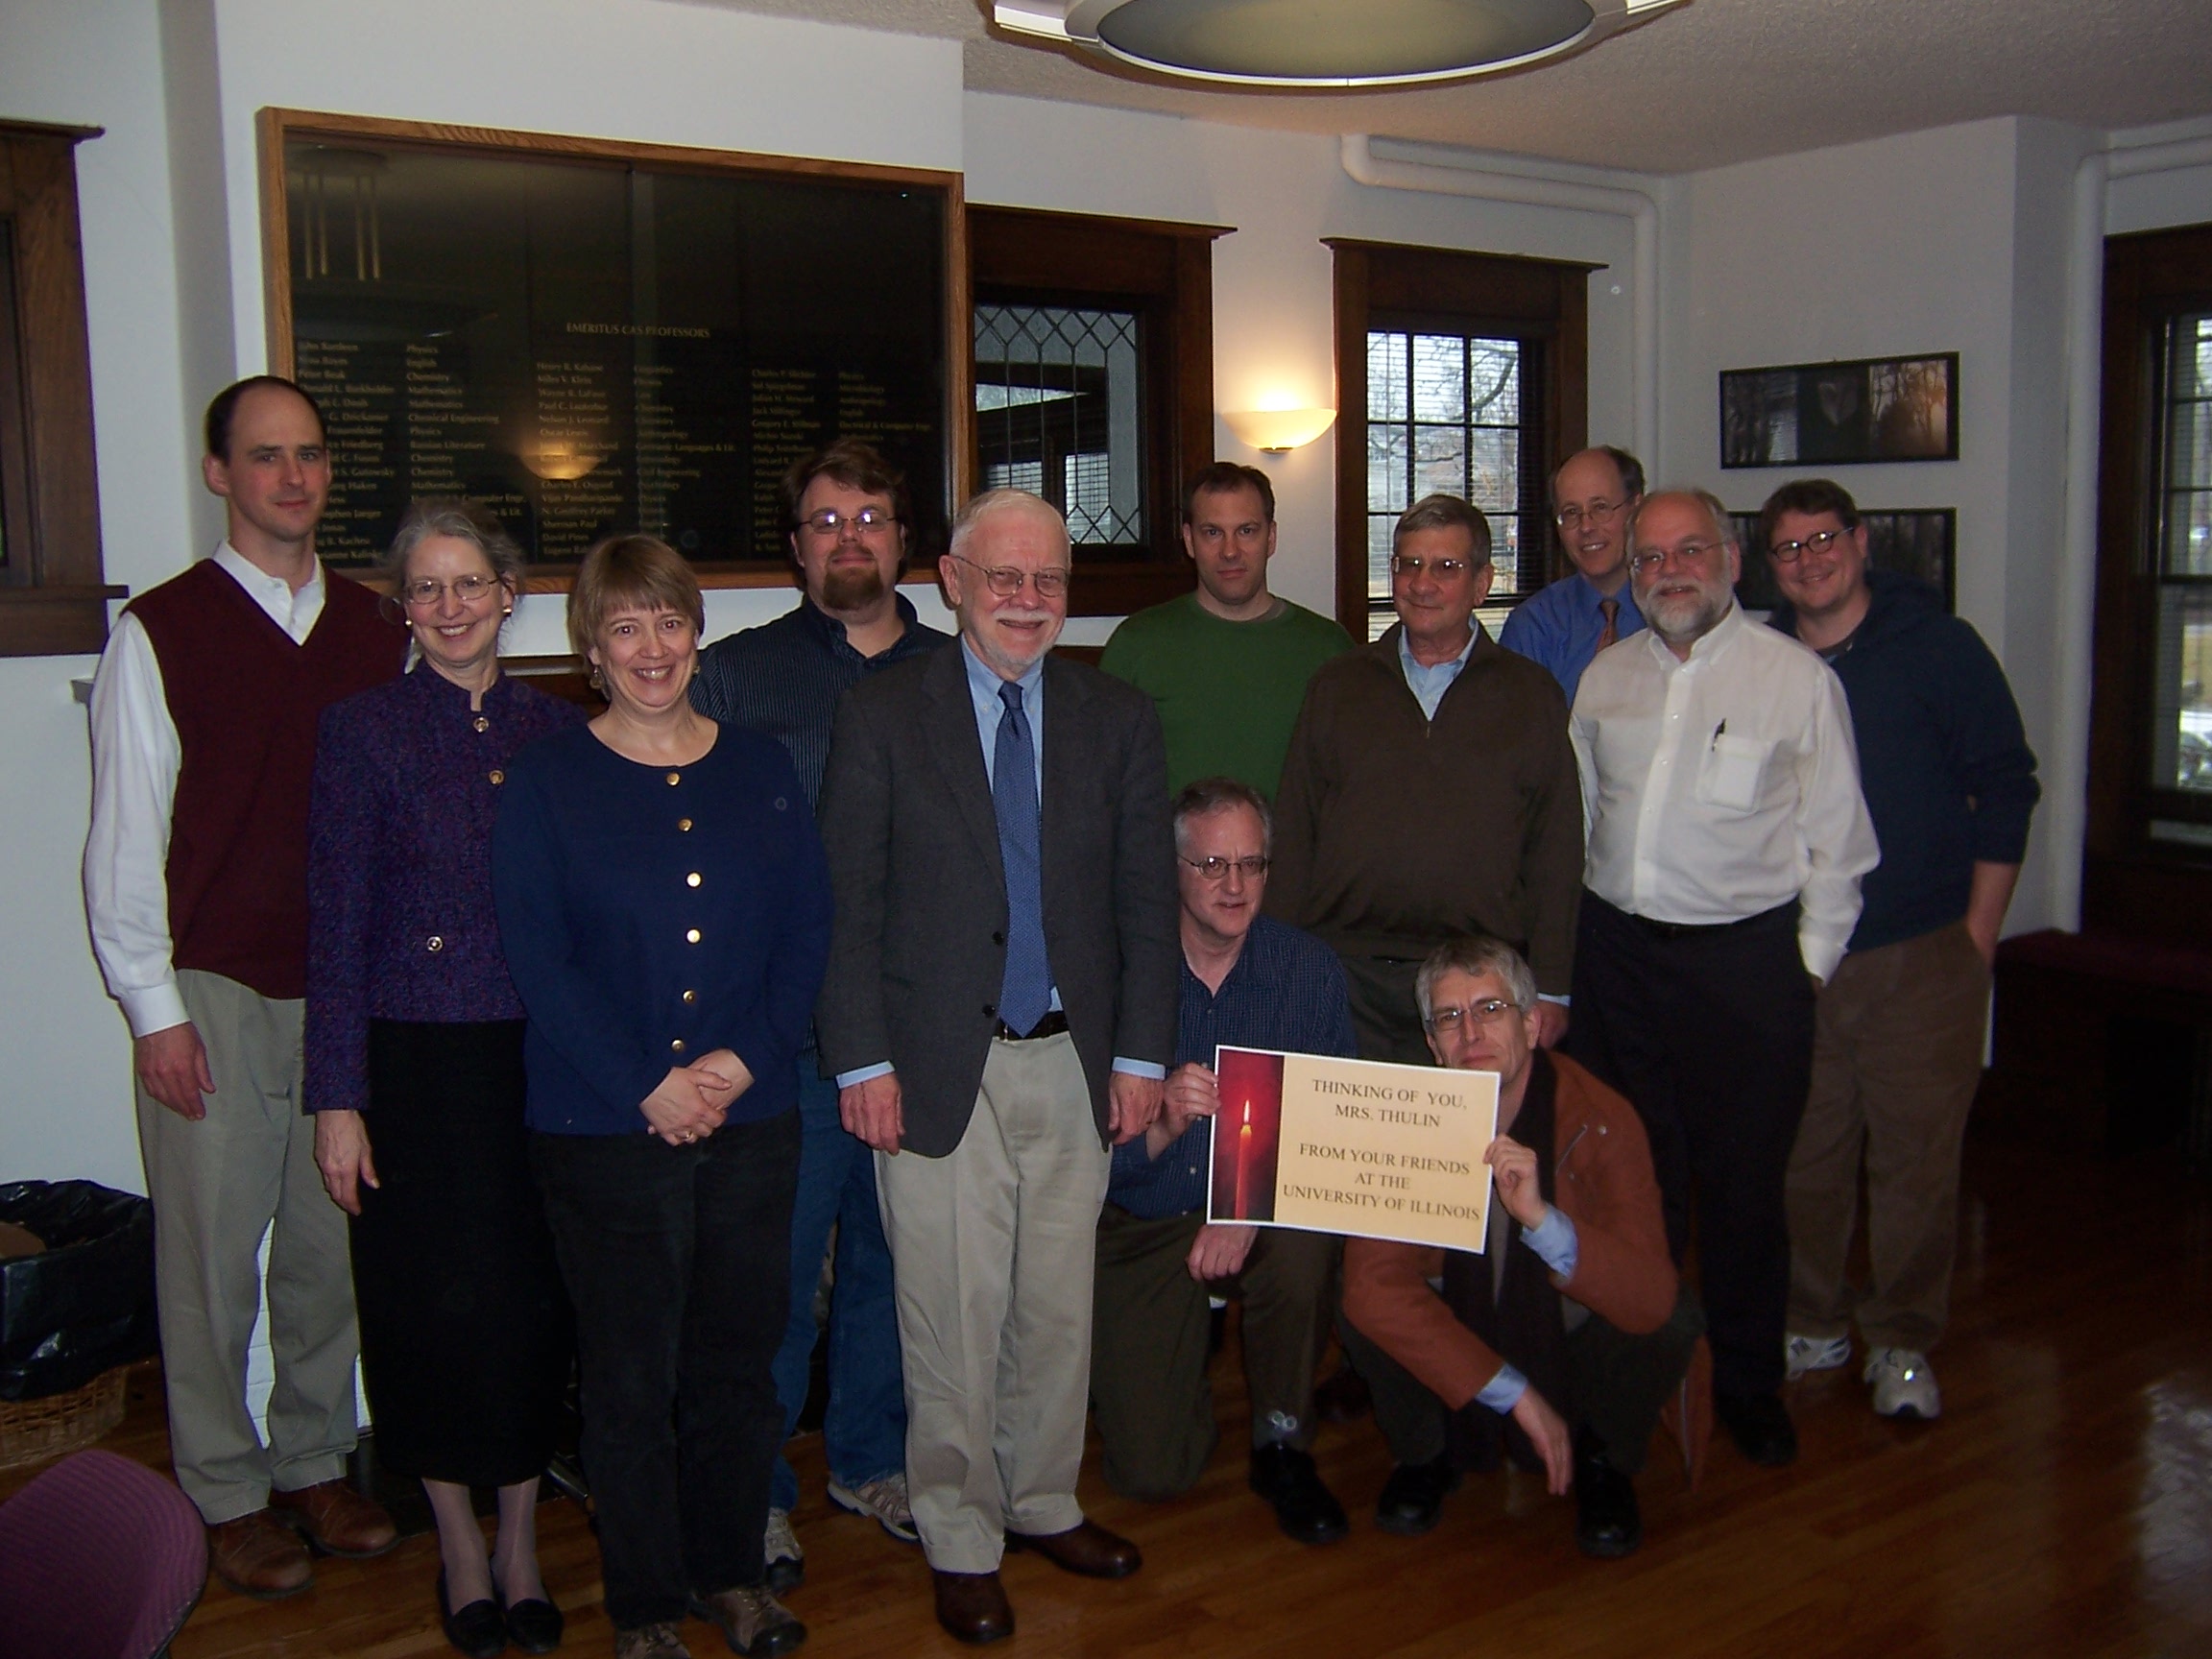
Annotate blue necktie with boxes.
[994,680,1052,1035]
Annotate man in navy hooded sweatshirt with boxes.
[1761,479,2039,1422]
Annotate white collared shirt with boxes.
[83,545,328,1036]
[1569,602,1878,981]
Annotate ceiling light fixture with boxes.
[992,0,1685,89]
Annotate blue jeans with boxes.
[770,1058,907,1511]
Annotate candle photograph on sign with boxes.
[1205,1046,1502,1252]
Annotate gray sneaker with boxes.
[827,1473,919,1544]
[762,1507,804,1594]
[1784,1331,1851,1380]
[1863,1346,1941,1419]
[614,1623,691,1659]
[694,1586,806,1657]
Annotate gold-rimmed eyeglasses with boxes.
[950,556,1070,600]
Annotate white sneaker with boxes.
[1863,1347,1941,1419]
[1785,1332,1852,1380]
[763,1507,804,1593]
[828,1472,919,1543]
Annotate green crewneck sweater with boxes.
[1099,591,1353,799]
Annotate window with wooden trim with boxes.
[0,121,114,657]
[2085,221,2212,942]
[969,204,1226,617]
[1329,240,1592,641]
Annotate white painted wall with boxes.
[5,2,2212,1204]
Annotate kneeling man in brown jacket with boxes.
[1341,935,1701,1558]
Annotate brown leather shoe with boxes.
[268,1478,399,1558]
[207,1509,313,1599]
[694,1585,806,1656]
[1003,1519,1141,1579]
[932,1570,1014,1645]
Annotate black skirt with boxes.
[351,1019,571,1487]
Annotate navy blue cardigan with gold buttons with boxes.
[491,719,832,1136]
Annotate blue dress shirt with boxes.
[1498,572,1646,705]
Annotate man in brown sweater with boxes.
[1268,493,1583,1066]
[1341,936,1701,1558]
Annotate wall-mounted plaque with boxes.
[258,110,969,580]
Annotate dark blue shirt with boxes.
[690,593,950,809]
[492,721,833,1136]
[1768,567,2039,952]
[1108,915,1358,1219]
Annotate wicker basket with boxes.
[0,1365,128,1473]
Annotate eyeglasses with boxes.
[1423,998,1520,1033]
[1389,554,1471,579]
[1628,541,1723,578]
[1554,498,1627,529]
[801,506,898,538]
[1768,528,1848,563]
[400,574,500,608]
[1180,854,1270,881]
[951,556,1070,600]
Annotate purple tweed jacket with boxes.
[304,665,584,1114]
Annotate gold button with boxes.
[678,818,693,831]
[425,935,444,952]
[685,928,702,944]
[685,872,702,887]
[489,768,505,785]
[666,771,682,785]
[670,1038,686,1054]
[683,989,697,1004]
[472,715,490,733]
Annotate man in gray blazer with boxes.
[816,488,1178,1645]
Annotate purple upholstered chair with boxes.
[0,1448,206,1659]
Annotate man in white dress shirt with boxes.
[1565,489,1877,1470]
[84,377,403,1597]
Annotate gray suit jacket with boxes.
[815,641,1180,1157]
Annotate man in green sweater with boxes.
[1100,463,1353,799]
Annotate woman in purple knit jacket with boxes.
[305,500,582,1659]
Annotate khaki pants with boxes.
[875,1032,1109,1574]
[1786,923,1991,1352]
[135,970,361,1524]
[1090,1206,1339,1502]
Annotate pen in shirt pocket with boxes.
[1711,719,1726,751]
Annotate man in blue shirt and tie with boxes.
[1500,446,1647,703]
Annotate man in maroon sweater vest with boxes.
[84,377,405,1598]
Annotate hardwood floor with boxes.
[9,1123,2208,1658]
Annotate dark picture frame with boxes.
[1729,508,1957,613]
[1719,353,1959,469]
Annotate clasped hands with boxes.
[641,1048,752,1145]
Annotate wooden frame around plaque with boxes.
[256,108,972,592]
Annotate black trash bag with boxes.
[0,1180,159,1401]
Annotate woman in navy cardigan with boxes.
[305,500,581,1657]
[492,536,831,1659]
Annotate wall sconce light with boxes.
[1220,407,1337,453]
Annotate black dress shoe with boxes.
[439,1571,509,1659]
[933,1570,1015,1645]
[500,1590,565,1654]
[1248,1444,1349,1546]
[1716,1390,1799,1467]
[1573,1450,1643,1558]
[1373,1455,1461,1536]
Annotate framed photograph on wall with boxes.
[1719,353,1959,469]
[1729,508,1957,613]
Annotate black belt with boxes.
[995,1010,1070,1042]
[1620,901,1796,940]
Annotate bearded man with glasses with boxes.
[1089,777,1358,1546]
[1565,489,1877,1471]
[816,489,1177,1645]
[1342,935,1700,1559]
[1500,445,1648,702]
